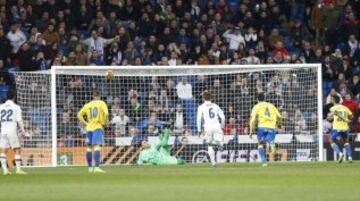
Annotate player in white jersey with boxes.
[0,89,27,175]
[197,91,225,166]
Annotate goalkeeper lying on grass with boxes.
[137,128,185,165]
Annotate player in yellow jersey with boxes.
[77,90,109,173]
[329,95,353,163]
[249,93,282,167]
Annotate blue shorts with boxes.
[257,128,276,143]
[86,129,104,146]
[330,130,349,142]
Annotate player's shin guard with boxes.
[258,144,267,164]
[14,154,21,171]
[331,143,340,155]
[94,146,101,167]
[86,148,93,167]
[344,143,352,159]
[208,145,216,166]
[0,153,8,171]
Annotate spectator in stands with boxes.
[352,116,360,133]
[6,22,26,53]
[111,109,131,137]
[344,34,358,59]
[42,23,59,46]
[136,113,163,134]
[245,48,260,64]
[176,77,193,100]
[272,41,288,60]
[17,42,36,71]
[320,2,340,47]
[82,30,118,59]
[294,109,307,135]
[209,78,223,105]
[342,94,358,113]
[244,27,258,49]
[268,28,283,49]
[290,20,313,49]
[280,111,293,134]
[127,96,143,123]
[33,51,49,70]
[224,117,240,135]
[59,110,75,147]
[173,104,185,135]
[145,124,158,136]
[130,126,145,146]
[300,41,316,63]
[158,89,172,121]
[326,88,342,104]
[222,26,246,52]
[0,59,9,85]
[348,75,360,98]
[0,26,11,63]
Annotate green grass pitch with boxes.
[0,162,359,201]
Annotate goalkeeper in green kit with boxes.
[137,128,185,165]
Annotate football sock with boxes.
[208,146,216,166]
[331,143,340,155]
[14,154,21,171]
[0,153,7,171]
[94,146,101,167]
[344,143,352,159]
[258,144,266,163]
[86,148,93,167]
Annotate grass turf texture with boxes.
[0,162,359,201]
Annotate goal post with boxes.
[15,64,323,167]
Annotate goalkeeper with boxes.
[137,128,185,165]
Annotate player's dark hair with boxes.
[93,90,100,98]
[7,88,16,100]
[203,91,211,101]
[257,92,265,101]
[333,95,340,104]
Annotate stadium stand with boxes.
[0,0,359,143]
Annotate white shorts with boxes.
[0,133,21,149]
[204,126,224,144]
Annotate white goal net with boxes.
[14,64,323,167]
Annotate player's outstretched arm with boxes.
[156,128,171,149]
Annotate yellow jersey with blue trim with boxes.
[330,104,352,131]
[250,102,281,131]
[77,100,109,132]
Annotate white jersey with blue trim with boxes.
[0,100,25,135]
[197,101,225,132]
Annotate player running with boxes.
[196,91,225,167]
[0,89,27,175]
[137,128,185,165]
[329,95,353,163]
[249,93,282,167]
[78,90,109,173]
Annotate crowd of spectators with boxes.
[0,0,360,145]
